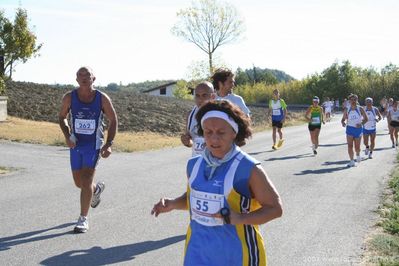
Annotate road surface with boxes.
[0,115,397,265]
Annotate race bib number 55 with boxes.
[75,119,96,135]
[190,189,224,226]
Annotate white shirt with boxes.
[217,93,251,116]
[364,106,378,130]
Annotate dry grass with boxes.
[0,116,307,152]
[0,116,65,145]
[0,167,9,174]
[0,116,181,152]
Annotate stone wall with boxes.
[0,96,7,121]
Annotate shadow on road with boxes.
[374,146,396,151]
[294,166,348,175]
[318,143,347,147]
[264,153,313,161]
[322,160,348,166]
[40,234,186,266]
[0,222,75,251]
[248,150,269,156]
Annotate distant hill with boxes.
[5,81,303,135]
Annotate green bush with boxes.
[0,77,5,95]
[234,61,399,105]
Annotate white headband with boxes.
[201,110,239,133]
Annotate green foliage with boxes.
[0,8,42,78]
[106,82,119,91]
[0,76,5,95]
[235,61,399,105]
[235,66,294,86]
[173,80,193,100]
[172,0,244,73]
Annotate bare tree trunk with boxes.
[208,52,213,75]
[9,63,12,79]
[0,46,4,77]
[0,56,4,77]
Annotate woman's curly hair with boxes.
[196,100,252,146]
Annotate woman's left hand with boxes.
[212,209,242,225]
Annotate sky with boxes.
[2,0,399,86]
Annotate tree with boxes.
[172,0,244,74]
[173,80,193,100]
[0,76,5,95]
[0,8,42,79]
[106,82,119,91]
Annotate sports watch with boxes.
[220,207,231,224]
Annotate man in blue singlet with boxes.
[59,66,118,233]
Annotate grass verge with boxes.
[0,166,10,174]
[0,116,308,152]
[362,154,399,265]
[0,116,181,152]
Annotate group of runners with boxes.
[59,66,397,265]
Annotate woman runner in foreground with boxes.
[151,100,282,266]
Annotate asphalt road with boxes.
[0,115,397,266]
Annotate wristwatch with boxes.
[220,207,231,224]
[106,140,113,146]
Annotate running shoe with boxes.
[277,139,285,148]
[368,152,373,159]
[364,147,369,156]
[356,156,361,163]
[91,182,105,208]
[74,216,89,233]
[347,160,356,167]
[272,145,277,150]
[313,149,317,155]
[392,144,395,148]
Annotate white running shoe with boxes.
[347,160,356,167]
[368,152,373,159]
[74,216,89,233]
[365,147,369,156]
[91,182,105,208]
[356,156,361,163]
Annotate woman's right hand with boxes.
[180,133,192,147]
[151,198,174,217]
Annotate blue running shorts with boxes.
[363,128,376,135]
[70,147,100,170]
[346,126,363,138]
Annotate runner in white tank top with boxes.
[387,100,399,148]
[341,94,368,167]
[362,97,382,158]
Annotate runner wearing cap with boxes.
[341,94,368,167]
[362,97,382,159]
[305,96,325,155]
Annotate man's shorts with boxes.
[363,128,376,135]
[308,124,321,131]
[70,147,100,171]
[346,126,363,138]
[390,121,399,129]
[272,120,283,128]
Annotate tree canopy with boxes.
[0,8,42,79]
[172,0,244,74]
